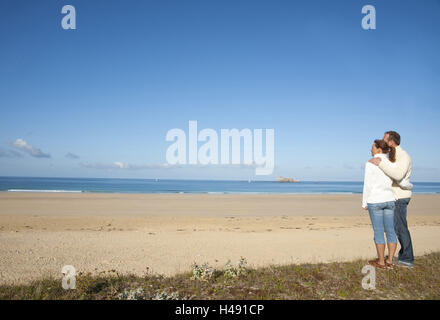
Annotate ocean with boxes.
[1,176,439,194]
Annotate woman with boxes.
[362,139,398,269]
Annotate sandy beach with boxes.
[1,192,440,285]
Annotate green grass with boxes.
[1,252,439,300]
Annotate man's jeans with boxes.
[395,198,414,264]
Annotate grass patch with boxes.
[1,252,439,300]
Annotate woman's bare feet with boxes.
[385,255,394,269]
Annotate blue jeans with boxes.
[395,198,414,264]
[368,201,397,245]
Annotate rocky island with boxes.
[277,176,301,183]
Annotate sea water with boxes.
[1,177,439,194]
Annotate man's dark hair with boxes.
[385,131,401,146]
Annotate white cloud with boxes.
[11,138,50,158]
[80,161,263,171]
[81,162,177,170]
[65,152,80,159]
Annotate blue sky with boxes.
[0,0,439,181]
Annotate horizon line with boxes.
[0,175,439,184]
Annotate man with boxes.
[368,131,414,267]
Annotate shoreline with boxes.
[2,190,364,195]
[1,190,439,195]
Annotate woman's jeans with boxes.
[367,201,397,244]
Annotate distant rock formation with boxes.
[277,176,301,183]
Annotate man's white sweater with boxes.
[378,145,412,199]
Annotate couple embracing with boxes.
[362,131,414,269]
